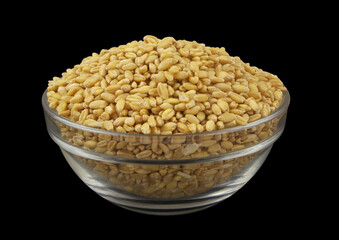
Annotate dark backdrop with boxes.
[9,5,322,237]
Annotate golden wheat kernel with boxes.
[84,140,97,149]
[60,95,73,103]
[139,85,153,94]
[216,70,232,81]
[158,102,172,110]
[106,60,119,70]
[201,78,211,86]
[261,103,271,117]
[138,108,149,118]
[133,123,141,133]
[78,109,88,124]
[189,61,199,72]
[83,74,101,88]
[178,91,189,102]
[248,83,259,92]
[185,99,196,109]
[205,120,216,131]
[115,99,126,114]
[75,74,89,83]
[231,144,245,151]
[101,92,116,103]
[167,66,179,74]
[142,114,149,122]
[157,83,169,99]
[248,91,262,100]
[258,81,268,93]
[229,92,246,103]
[164,71,174,82]
[216,121,224,130]
[274,89,283,100]
[168,85,175,95]
[211,91,226,99]
[151,72,166,83]
[49,100,58,109]
[211,104,222,115]
[141,122,151,134]
[248,113,261,123]
[187,123,196,133]
[218,112,235,123]
[194,123,202,133]
[235,115,248,125]
[185,114,200,124]
[153,97,162,106]
[89,100,108,109]
[149,97,158,108]
[196,112,206,122]
[93,109,104,118]
[103,121,114,130]
[162,122,177,132]
[136,149,153,159]
[100,111,110,121]
[54,78,68,87]
[239,104,252,112]
[210,76,224,83]
[83,119,104,128]
[187,76,198,85]
[164,98,181,105]
[155,116,164,127]
[161,108,175,121]
[248,99,259,112]
[176,111,183,119]
[197,71,209,78]
[184,105,201,115]
[145,54,158,64]
[140,100,151,110]
[124,117,135,126]
[174,103,186,112]
[185,90,196,99]
[216,99,229,112]
[230,108,245,115]
[138,65,148,74]
[147,115,157,127]
[208,143,221,153]
[181,82,197,90]
[158,58,177,71]
[214,83,231,92]
[232,84,249,93]
[194,94,208,102]
[220,140,233,150]
[207,114,218,122]
[160,51,174,61]
[59,110,71,117]
[269,78,284,88]
[126,95,142,102]
[177,122,188,133]
[117,78,130,86]
[70,94,84,104]
[124,71,134,81]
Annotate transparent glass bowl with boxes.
[42,89,290,215]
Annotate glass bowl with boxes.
[42,89,290,215]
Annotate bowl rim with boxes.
[42,88,290,137]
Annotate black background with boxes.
[7,4,328,237]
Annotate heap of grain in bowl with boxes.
[47,35,286,135]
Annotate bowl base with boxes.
[98,187,235,215]
[61,146,270,215]
[118,203,216,216]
